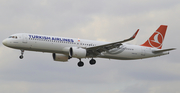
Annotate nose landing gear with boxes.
[19,49,24,59]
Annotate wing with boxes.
[86,29,139,57]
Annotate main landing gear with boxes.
[89,58,96,65]
[77,58,96,67]
[19,49,24,59]
[77,59,84,67]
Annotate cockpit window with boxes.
[9,36,17,39]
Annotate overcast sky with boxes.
[0,0,180,93]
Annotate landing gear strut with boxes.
[19,49,24,59]
[77,59,84,67]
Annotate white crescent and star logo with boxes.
[148,31,164,48]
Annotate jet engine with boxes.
[69,47,87,58]
[52,53,69,62]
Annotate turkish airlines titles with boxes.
[28,35,74,42]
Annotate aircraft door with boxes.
[22,34,28,43]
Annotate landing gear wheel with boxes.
[77,61,84,67]
[90,59,96,65]
[19,55,23,59]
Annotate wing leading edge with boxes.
[86,29,139,57]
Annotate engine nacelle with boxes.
[69,47,87,58]
[52,53,69,62]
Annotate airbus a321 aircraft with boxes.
[2,25,175,67]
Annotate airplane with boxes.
[2,25,175,67]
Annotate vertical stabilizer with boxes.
[141,25,167,49]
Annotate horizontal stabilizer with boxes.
[152,48,176,53]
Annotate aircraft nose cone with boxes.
[2,39,8,46]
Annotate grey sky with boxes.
[0,0,180,93]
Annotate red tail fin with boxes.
[141,25,167,49]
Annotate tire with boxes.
[19,55,23,59]
[77,61,84,67]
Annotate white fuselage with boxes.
[2,33,168,60]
